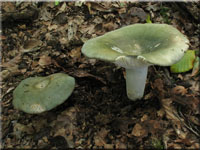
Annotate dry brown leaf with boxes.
[21,39,42,53]
[69,47,81,59]
[94,128,111,148]
[0,70,11,81]
[141,114,148,122]
[168,143,182,149]
[188,97,200,115]
[144,91,154,100]
[115,139,126,149]
[2,2,16,12]
[152,78,164,91]
[161,98,181,122]
[103,22,118,31]
[190,142,200,149]
[86,2,112,14]
[171,86,188,96]
[38,55,52,66]
[1,53,21,68]
[118,7,126,14]
[48,24,58,31]
[98,128,109,139]
[94,136,105,147]
[13,123,34,139]
[80,24,95,35]
[40,6,53,21]
[131,123,147,137]
[188,79,199,94]
[57,2,67,14]
[73,70,106,84]
[104,144,114,149]
[129,7,147,21]
[157,108,165,118]
[0,35,7,40]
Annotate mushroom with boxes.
[81,24,189,101]
[13,73,75,114]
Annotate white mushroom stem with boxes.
[125,66,148,101]
[115,55,150,101]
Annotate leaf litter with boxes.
[1,1,200,149]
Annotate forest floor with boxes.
[1,1,200,149]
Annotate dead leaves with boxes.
[171,86,188,96]
[13,123,34,139]
[0,53,22,81]
[72,70,106,85]
[38,55,52,67]
[68,47,81,61]
[86,2,114,15]
[161,97,200,148]
[129,7,147,21]
[21,39,42,53]
[131,119,166,139]
[131,123,147,137]
[51,107,79,148]
[93,128,113,149]
[2,2,200,149]
[1,53,22,69]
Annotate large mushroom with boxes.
[81,24,189,101]
[13,73,75,114]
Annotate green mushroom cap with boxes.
[82,23,189,66]
[13,73,75,114]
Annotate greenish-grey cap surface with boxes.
[82,23,189,66]
[13,73,75,114]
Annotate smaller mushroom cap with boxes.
[82,24,189,66]
[13,73,75,114]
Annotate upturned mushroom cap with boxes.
[13,73,75,114]
[82,24,189,66]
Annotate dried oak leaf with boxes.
[38,55,52,66]
[171,86,188,96]
[131,123,148,137]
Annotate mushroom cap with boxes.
[13,73,75,114]
[82,24,189,66]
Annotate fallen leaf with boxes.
[0,70,11,81]
[86,2,112,14]
[1,53,22,68]
[2,2,16,12]
[161,98,181,122]
[69,47,81,59]
[151,78,165,98]
[48,24,58,31]
[103,22,118,31]
[131,123,147,137]
[171,86,187,96]
[152,78,164,91]
[118,7,126,14]
[73,70,106,84]
[98,128,109,139]
[129,7,147,21]
[13,123,34,139]
[115,139,126,149]
[21,39,42,53]
[94,135,105,147]
[191,56,199,76]
[157,109,165,118]
[38,55,52,66]
[40,6,53,21]
[141,114,148,122]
